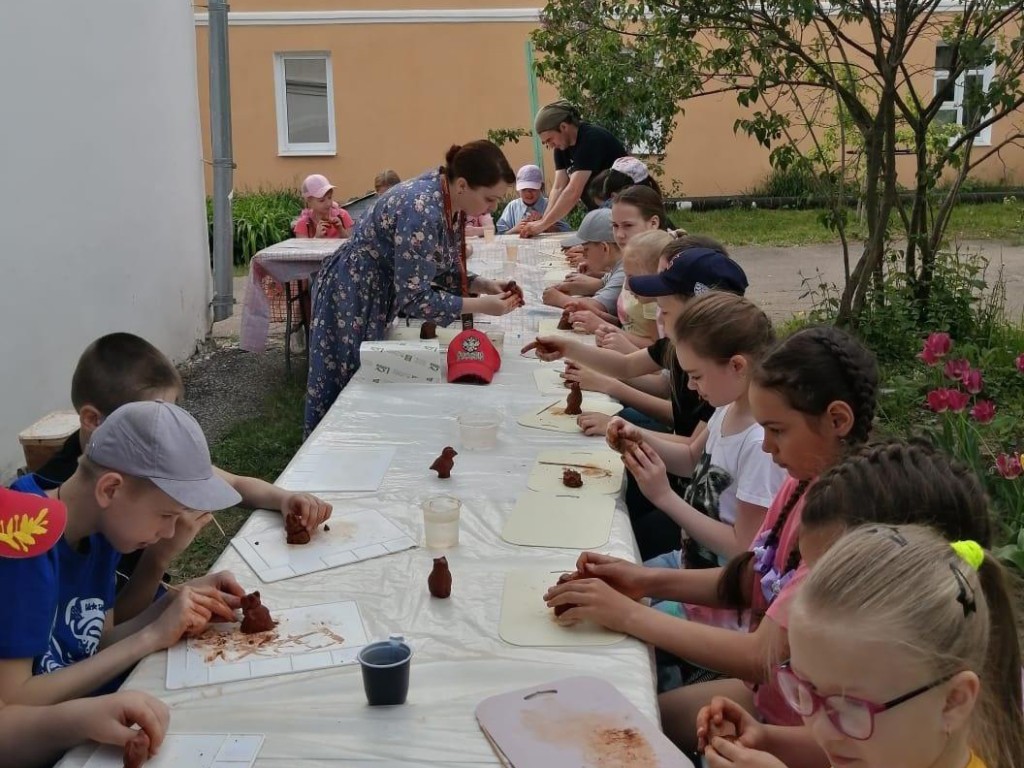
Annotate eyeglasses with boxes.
[776,662,952,740]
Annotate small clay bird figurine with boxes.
[430,446,458,479]
[565,382,583,415]
[557,309,572,330]
[420,321,437,340]
[428,556,452,598]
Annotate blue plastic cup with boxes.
[357,636,412,706]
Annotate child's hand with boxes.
[315,219,330,237]
[577,411,613,437]
[696,697,766,754]
[78,691,170,755]
[605,417,642,453]
[543,576,643,633]
[576,551,649,601]
[564,246,586,266]
[282,493,332,533]
[185,570,245,613]
[597,327,639,355]
[622,442,673,507]
[542,286,570,308]
[704,738,787,768]
[520,335,568,361]
[561,360,612,393]
[152,584,236,648]
[568,309,605,334]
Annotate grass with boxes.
[168,377,307,582]
[672,200,1023,246]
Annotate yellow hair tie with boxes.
[951,540,984,571]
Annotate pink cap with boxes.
[611,156,650,184]
[515,164,544,191]
[301,174,335,200]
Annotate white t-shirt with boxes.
[681,404,786,567]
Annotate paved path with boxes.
[212,241,1024,341]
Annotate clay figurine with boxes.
[609,428,643,456]
[122,729,151,768]
[430,446,458,479]
[504,280,525,306]
[240,590,276,634]
[557,309,573,330]
[428,555,452,598]
[285,509,311,545]
[562,468,583,488]
[552,572,582,617]
[565,382,583,415]
[420,321,437,340]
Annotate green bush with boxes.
[207,189,302,266]
[750,163,824,200]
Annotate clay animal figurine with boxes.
[430,446,458,479]
[565,383,583,415]
[562,468,583,488]
[420,321,437,340]
[557,309,572,330]
[285,509,311,545]
[504,280,525,306]
[122,729,151,768]
[428,556,453,598]
[240,591,276,634]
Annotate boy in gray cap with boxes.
[0,401,246,706]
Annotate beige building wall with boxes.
[195,8,1023,201]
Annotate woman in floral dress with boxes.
[305,141,520,434]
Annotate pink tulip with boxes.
[961,368,984,395]
[926,332,952,355]
[943,358,971,380]
[970,400,996,424]
[1016,353,1024,373]
[946,390,971,412]
[926,389,951,412]
[995,453,1022,480]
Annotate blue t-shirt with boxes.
[3,475,120,675]
[495,197,570,234]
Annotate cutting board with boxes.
[501,492,614,549]
[528,450,624,496]
[498,568,625,647]
[83,734,264,768]
[531,367,616,400]
[476,676,694,768]
[517,398,621,433]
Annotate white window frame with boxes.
[934,44,995,146]
[273,51,336,156]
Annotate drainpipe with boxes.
[209,0,234,322]
[525,40,543,169]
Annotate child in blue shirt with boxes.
[496,165,570,234]
[0,401,245,706]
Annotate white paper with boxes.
[501,492,615,549]
[166,600,368,689]
[232,508,416,582]
[517,398,622,433]
[276,446,396,492]
[527,450,624,496]
[82,734,264,768]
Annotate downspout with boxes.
[209,0,235,322]
[525,40,543,169]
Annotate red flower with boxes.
[946,389,971,412]
[1016,353,1024,373]
[970,400,996,424]
[918,332,952,366]
[926,389,951,412]
[943,358,971,380]
[995,453,1023,480]
[961,368,984,395]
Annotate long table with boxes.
[61,235,663,766]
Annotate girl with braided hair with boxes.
[545,325,879,751]
[697,443,1013,768]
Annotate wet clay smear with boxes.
[521,708,660,767]
[190,620,346,664]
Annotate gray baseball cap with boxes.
[563,208,615,247]
[86,401,242,511]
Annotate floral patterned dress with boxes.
[305,170,465,434]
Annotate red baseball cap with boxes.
[0,488,67,558]
[447,329,501,384]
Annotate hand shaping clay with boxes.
[551,572,582,617]
[505,280,525,305]
[285,510,311,545]
[428,555,452,598]
[420,321,437,340]
[609,431,643,455]
[240,591,277,634]
[122,730,151,768]
[565,383,583,415]
[430,446,458,479]
[562,468,583,488]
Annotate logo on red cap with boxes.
[447,330,501,384]
[0,488,67,558]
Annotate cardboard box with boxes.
[359,340,442,383]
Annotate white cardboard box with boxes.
[359,340,442,383]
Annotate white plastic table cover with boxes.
[61,234,666,768]
[240,238,346,353]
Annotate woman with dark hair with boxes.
[603,156,663,199]
[305,141,521,433]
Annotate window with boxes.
[274,52,336,155]
[934,44,995,146]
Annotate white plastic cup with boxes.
[483,223,496,242]
[457,409,501,450]
[422,495,461,549]
[504,243,519,262]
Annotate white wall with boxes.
[0,0,212,478]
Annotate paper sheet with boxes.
[232,508,416,583]
[501,492,615,549]
[527,450,624,496]
[275,446,397,492]
[166,600,368,689]
[83,734,264,768]
[517,398,622,433]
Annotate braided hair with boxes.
[717,326,879,609]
